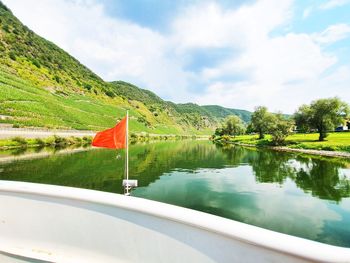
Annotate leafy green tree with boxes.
[245,123,255,134]
[269,114,294,145]
[294,97,349,141]
[294,105,312,133]
[250,106,275,139]
[221,115,246,137]
[214,127,224,136]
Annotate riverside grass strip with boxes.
[225,132,350,153]
[0,135,92,150]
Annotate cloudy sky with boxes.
[3,0,350,113]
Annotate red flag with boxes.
[92,117,127,149]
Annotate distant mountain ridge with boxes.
[0,1,251,134]
[110,81,252,123]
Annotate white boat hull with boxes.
[0,181,349,263]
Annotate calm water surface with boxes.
[1,140,350,247]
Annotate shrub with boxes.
[82,136,92,144]
[220,135,231,142]
[11,136,28,147]
[9,51,16,61]
[340,146,350,153]
[34,138,45,146]
[137,116,146,123]
[73,137,82,144]
[32,59,41,68]
[53,135,67,145]
[3,24,10,33]
[320,146,336,151]
[130,133,138,140]
[83,83,92,91]
[65,136,76,145]
[270,114,294,146]
[105,91,115,97]
[44,136,56,145]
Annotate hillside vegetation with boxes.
[0,2,251,134]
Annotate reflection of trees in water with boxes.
[247,149,294,184]
[293,156,350,202]
[131,141,230,190]
[2,140,350,201]
[215,144,247,167]
[218,145,350,202]
[10,147,28,156]
[217,144,297,184]
[132,141,228,186]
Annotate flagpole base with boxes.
[123,180,138,195]
[122,180,138,188]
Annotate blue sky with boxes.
[4,0,350,113]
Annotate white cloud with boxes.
[178,1,340,112]
[3,0,350,113]
[319,0,350,9]
[3,0,190,100]
[172,1,293,51]
[312,24,350,44]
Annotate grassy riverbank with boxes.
[217,132,350,153]
[0,133,209,150]
[0,135,93,150]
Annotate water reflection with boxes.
[1,141,350,246]
[293,157,350,202]
[218,144,350,201]
[1,141,350,201]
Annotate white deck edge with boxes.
[0,180,350,262]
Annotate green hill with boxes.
[201,105,251,122]
[0,2,251,134]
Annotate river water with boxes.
[1,140,350,247]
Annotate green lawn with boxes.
[227,132,350,152]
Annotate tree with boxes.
[294,105,312,133]
[223,115,246,137]
[294,97,349,141]
[214,127,224,136]
[250,106,275,139]
[269,114,294,145]
[219,115,245,137]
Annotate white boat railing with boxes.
[0,181,349,263]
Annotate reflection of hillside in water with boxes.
[0,141,227,194]
[0,141,350,201]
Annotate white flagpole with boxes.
[126,110,129,194]
[123,110,137,195]
[126,110,129,181]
